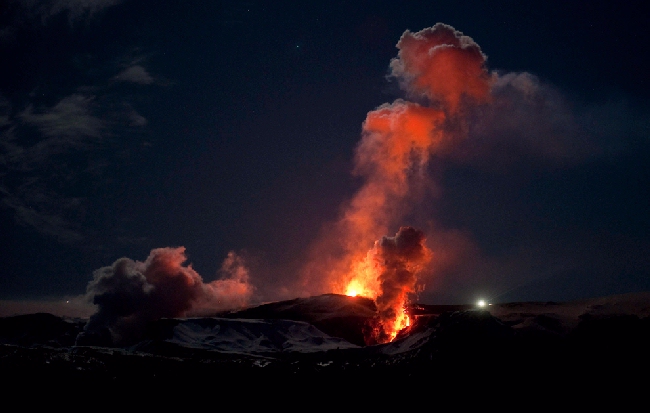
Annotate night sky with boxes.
[1,0,649,313]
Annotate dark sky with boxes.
[1,0,649,310]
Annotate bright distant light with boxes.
[477,299,486,308]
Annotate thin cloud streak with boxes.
[114,65,155,85]
[16,0,124,24]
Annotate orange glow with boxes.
[339,227,431,344]
[342,251,381,299]
[391,23,492,112]
[342,247,412,342]
[345,278,363,297]
[387,312,408,341]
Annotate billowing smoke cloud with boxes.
[299,18,632,313]
[459,71,610,169]
[78,247,253,345]
[302,25,489,285]
[366,226,432,344]
[299,23,493,342]
[390,23,492,110]
[191,250,253,316]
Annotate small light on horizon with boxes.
[477,299,486,308]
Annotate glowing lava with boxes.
[343,226,432,344]
[343,254,408,341]
[344,251,381,299]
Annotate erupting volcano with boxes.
[4,2,649,398]
[301,23,492,343]
[77,23,495,346]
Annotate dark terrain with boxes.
[1,293,649,398]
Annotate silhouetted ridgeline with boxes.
[1,293,649,396]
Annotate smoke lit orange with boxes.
[301,23,492,344]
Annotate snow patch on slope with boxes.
[167,317,359,354]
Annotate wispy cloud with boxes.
[1,188,85,243]
[20,94,104,140]
[114,65,154,85]
[125,105,148,126]
[0,41,161,248]
[0,94,100,242]
[0,86,147,244]
[16,0,124,24]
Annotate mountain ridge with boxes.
[1,292,649,393]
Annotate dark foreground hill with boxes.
[1,293,649,398]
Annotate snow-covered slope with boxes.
[216,293,377,346]
[157,317,359,353]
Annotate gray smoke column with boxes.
[366,226,432,344]
[77,247,253,345]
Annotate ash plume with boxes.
[366,226,432,344]
[298,19,620,311]
[77,247,253,345]
[301,23,491,300]
[390,22,492,110]
[74,21,630,346]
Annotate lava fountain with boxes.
[348,226,432,343]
